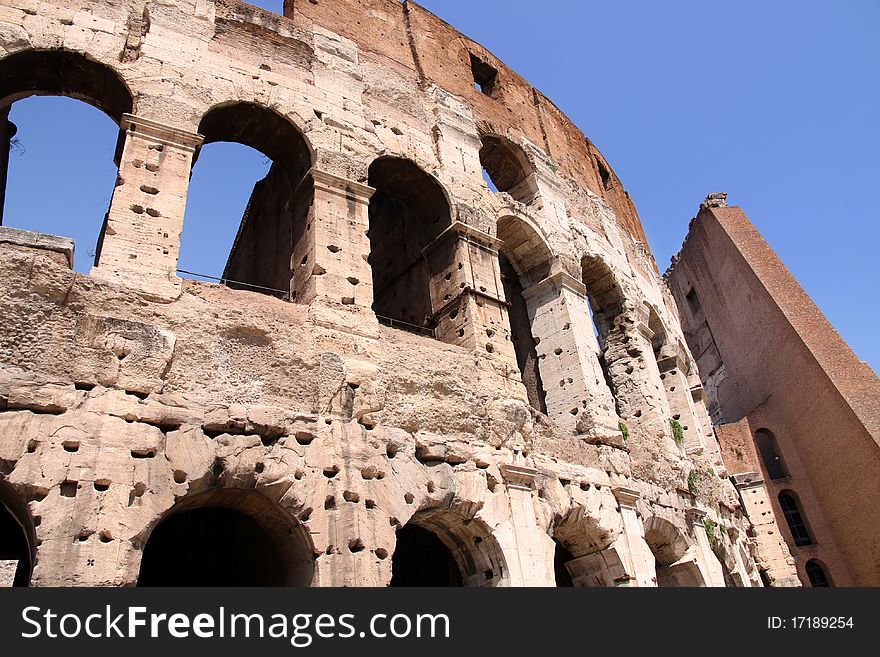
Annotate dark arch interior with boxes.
[500,252,546,413]
[553,539,575,587]
[190,103,313,296]
[0,486,33,587]
[367,157,451,333]
[479,135,537,204]
[755,429,788,480]
[137,502,313,587]
[805,559,831,587]
[390,523,462,587]
[0,50,133,123]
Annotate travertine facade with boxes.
[0,0,793,586]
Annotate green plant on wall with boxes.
[704,518,718,547]
[670,418,685,447]
[687,470,699,495]
[619,420,629,441]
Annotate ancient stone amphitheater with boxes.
[0,0,804,586]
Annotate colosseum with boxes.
[0,0,876,588]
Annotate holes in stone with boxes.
[670,386,676,392]
[673,414,681,420]
[130,204,144,214]
[33,515,41,527]
[485,343,494,353]
[348,538,365,553]
[173,470,187,484]
[554,347,563,356]
[324,496,336,510]
[341,297,355,305]
[404,493,414,505]
[260,434,281,447]
[385,444,398,459]
[458,328,465,338]
[255,462,265,474]
[596,157,612,190]
[445,272,453,281]
[470,52,498,96]
[128,482,147,507]
[94,480,110,492]
[74,382,95,391]
[365,499,376,509]
[295,431,315,445]
[26,440,37,454]
[327,244,341,253]
[294,470,305,480]
[99,531,113,543]
[390,126,403,136]
[375,547,388,560]
[426,481,435,493]
[323,465,340,479]
[347,277,360,285]
[125,389,149,400]
[140,185,159,195]
[484,570,493,581]
[145,207,161,217]
[389,517,399,527]
[60,481,78,498]
[343,490,360,503]
[77,531,91,542]
[300,507,313,522]
[634,410,642,418]
[313,109,323,119]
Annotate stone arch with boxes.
[479,134,539,205]
[390,506,507,587]
[136,488,315,587]
[642,515,704,587]
[551,505,617,587]
[0,49,134,122]
[0,49,134,261]
[187,101,314,297]
[0,480,36,587]
[804,558,832,587]
[367,156,452,336]
[497,214,553,412]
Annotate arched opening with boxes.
[367,157,451,335]
[581,255,626,413]
[643,516,702,587]
[389,508,506,587]
[550,508,616,587]
[0,50,133,272]
[755,429,788,480]
[181,102,313,298]
[497,215,552,413]
[778,491,813,547]
[479,135,538,205]
[0,482,35,587]
[804,559,832,587]
[137,489,314,586]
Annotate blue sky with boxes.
[3,0,877,372]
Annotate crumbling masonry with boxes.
[0,0,803,587]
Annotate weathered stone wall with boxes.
[0,0,776,587]
[666,202,880,586]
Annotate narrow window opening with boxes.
[469,53,498,97]
[778,491,813,547]
[805,559,831,587]
[755,429,788,480]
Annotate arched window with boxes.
[755,429,788,480]
[137,489,314,586]
[805,559,831,587]
[496,215,552,413]
[0,50,133,272]
[181,102,313,298]
[367,157,451,336]
[478,134,538,205]
[778,491,813,547]
[581,255,625,412]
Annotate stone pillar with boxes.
[91,114,203,301]
[731,473,801,587]
[655,342,711,455]
[523,272,619,436]
[631,321,673,422]
[612,486,656,587]
[687,508,727,587]
[422,222,514,359]
[500,464,554,586]
[299,169,378,338]
[0,107,14,225]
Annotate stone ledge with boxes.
[0,226,74,268]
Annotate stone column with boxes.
[91,114,203,301]
[422,222,515,359]
[731,473,801,587]
[687,508,727,587]
[612,486,656,587]
[0,107,14,225]
[523,272,619,436]
[500,463,554,586]
[298,169,378,337]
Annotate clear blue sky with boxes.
[4,0,877,373]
